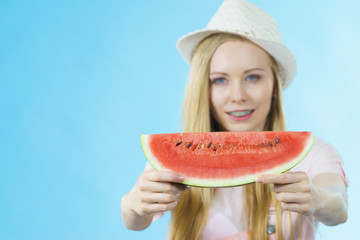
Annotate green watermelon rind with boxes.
[140,133,315,188]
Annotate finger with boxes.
[275,192,311,204]
[257,172,306,184]
[145,170,185,183]
[137,201,179,216]
[140,181,180,193]
[140,192,180,204]
[273,182,311,193]
[280,202,313,215]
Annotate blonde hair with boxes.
[169,33,290,240]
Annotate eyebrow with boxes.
[244,67,265,73]
[210,68,265,75]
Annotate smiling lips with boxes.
[226,110,254,121]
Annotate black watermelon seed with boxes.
[207,142,212,148]
[211,144,217,151]
[186,143,192,148]
[275,138,279,144]
[175,141,182,146]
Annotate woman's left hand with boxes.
[256,171,320,215]
[257,171,347,225]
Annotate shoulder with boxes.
[299,137,342,164]
[310,137,340,157]
[292,137,348,184]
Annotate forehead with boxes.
[210,40,271,71]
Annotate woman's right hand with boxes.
[121,168,189,230]
[131,168,189,216]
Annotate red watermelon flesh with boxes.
[141,132,314,187]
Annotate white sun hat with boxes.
[176,0,297,89]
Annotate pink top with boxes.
[147,138,348,240]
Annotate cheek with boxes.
[210,88,227,112]
[252,84,273,109]
[259,88,274,111]
[261,90,273,104]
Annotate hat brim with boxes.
[176,29,297,89]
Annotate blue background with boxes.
[0,0,359,239]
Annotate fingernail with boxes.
[178,176,185,181]
[256,177,263,183]
[186,185,190,190]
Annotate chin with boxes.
[225,125,253,132]
[223,122,264,132]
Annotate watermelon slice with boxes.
[140,132,314,187]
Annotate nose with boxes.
[231,81,247,103]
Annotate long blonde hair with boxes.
[170,33,289,240]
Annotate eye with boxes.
[211,78,227,84]
[246,74,261,81]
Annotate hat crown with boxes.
[176,0,297,89]
[207,0,281,43]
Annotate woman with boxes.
[121,0,348,239]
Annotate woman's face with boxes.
[209,40,275,132]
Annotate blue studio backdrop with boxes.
[0,0,359,239]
